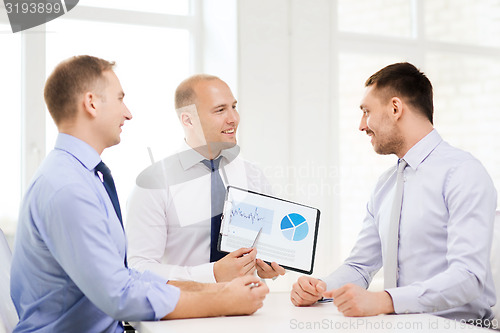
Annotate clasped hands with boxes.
[290,276,395,317]
[214,247,286,282]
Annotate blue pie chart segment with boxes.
[280,213,309,241]
[281,228,295,241]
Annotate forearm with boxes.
[164,276,268,319]
[167,280,224,292]
[163,290,226,319]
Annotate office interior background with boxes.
[1,0,499,291]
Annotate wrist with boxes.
[380,291,395,314]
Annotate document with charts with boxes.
[218,186,320,274]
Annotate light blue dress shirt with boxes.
[323,129,497,320]
[11,133,180,332]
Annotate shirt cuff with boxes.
[140,270,181,320]
[190,262,216,283]
[386,285,428,314]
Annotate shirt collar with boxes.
[178,140,241,171]
[402,129,442,170]
[54,133,101,171]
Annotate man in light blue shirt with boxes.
[10,55,268,332]
[290,62,497,322]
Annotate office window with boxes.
[424,0,500,47]
[0,25,22,239]
[337,1,500,263]
[338,0,412,38]
[82,0,190,15]
[45,18,191,212]
[427,53,500,193]
[237,1,500,291]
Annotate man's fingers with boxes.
[239,249,256,265]
[251,282,269,298]
[293,283,321,302]
[331,287,351,309]
[291,288,317,306]
[256,259,272,272]
[291,289,306,304]
[322,289,334,298]
[230,247,253,258]
[316,281,326,293]
[270,262,286,275]
[243,264,256,276]
[329,284,348,299]
[336,299,352,315]
[298,277,322,296]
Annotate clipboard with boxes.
[218,186,321,274]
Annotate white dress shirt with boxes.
[126,142,271,283]
[323,130,497,320]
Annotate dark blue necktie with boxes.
[95,161,127,267]
[201,157,227,262]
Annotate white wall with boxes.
[236,0,500,293]
[237,0,341,290]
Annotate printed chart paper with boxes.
[219,186,320,274]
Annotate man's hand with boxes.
[217,275,269,315]
[323,284,395,317]
[256,259,286,279]
[213,248,256,282]
[290,276,326,306]
[164,275,269,319]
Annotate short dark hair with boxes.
[44,55,115,125]
[365,62,434,124]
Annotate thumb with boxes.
[316,281,326,293]
[322,290,335,298]
[230,247,253,258]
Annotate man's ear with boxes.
[391,97,404,120]
[180,112,193,127]
[83,92,98,118]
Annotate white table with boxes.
[131,292,494,333]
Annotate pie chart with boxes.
[280,213,309,241]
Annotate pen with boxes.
[251,227,263,248]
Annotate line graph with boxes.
[229,202,274,234]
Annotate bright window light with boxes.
[81,0,190,16]
[0,24,21,237]
[338,0,412,38]
[45,18,191,213]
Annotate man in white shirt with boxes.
[290,62,497,322]
[11,55,269,332]
[127,74,285,283]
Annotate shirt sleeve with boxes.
[322,199,383,291]
[40,182,180,321]
[126,185,216,283]
[387,159,497,314]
